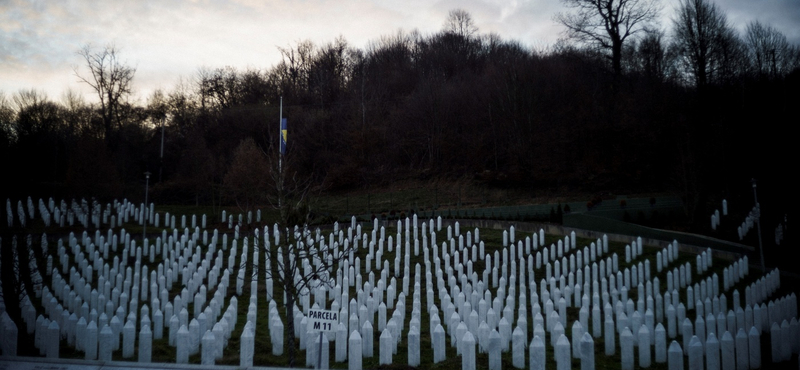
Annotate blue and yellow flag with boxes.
[280,118,287,155]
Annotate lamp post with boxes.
[752,178,765,272]
[144,171,151,241]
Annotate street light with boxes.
[751,178,765,272]
[144,171,151,241]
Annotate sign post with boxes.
[307,309,338,369]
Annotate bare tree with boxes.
[75,44,136,141]
[274,40,316,99]
[223,137,269,213]
[196,66,240,110]
[630,28,681,82]
[245,145,349,367]
[444,9,478,38]
[177,130,215,205]
[745,21,799,78]
[260,214,339,367]
[11,89,49,114]
[309,36,355,109]
[672,0,737,88]
[0,92,14,149]
[11,90,64,139]
[555,0,660,80]
[60,89,96,136]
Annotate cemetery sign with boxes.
[307,309,338,332]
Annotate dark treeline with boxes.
[1,5,797,230]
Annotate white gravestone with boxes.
[748,326,761,368]
[176,325,190,364]
[721,331,735,370]
[122,320,135,358]
[512,326,526,368]
[240,324,254,367]
[408,326,421,366]
[620,327,634,370]
[85,320,98,360]
[433,324,446,363]
[639,325,652,368]
[705,333,720,370]
[462,331,476,370]
[349,330,362,370]
[98,324,113,361]
[580,332,594,370]
[489,329,501,370]
[655,323,667,363]
[138,324,152,363]
[688,336,703,370]
[668,341,683,370]
[555,334,571,370]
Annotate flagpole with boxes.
[279,96,283,175]
[279,96,283,209]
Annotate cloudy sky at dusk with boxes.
[2,0,799,104]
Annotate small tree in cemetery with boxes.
[250,143,352,367]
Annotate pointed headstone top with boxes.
[463,331,475,343]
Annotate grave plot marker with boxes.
[308,308,338,369]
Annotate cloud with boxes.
[659,0,800,43]
[723,0,800,44]
[1,0,798,101]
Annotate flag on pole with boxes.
[280,118,287,155]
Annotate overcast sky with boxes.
[2,0,798,104]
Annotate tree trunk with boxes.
[612,38,623,90]
[281,229,298,367]
[285,294,297,367]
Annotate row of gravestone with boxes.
[1,204,788,370]
[276,220,792,370]
[294,228,688,342]
[103,214,784,368]
[6,198,128,229]
[291,270,790,370]
[273,226,704,366]
[0,227,708,360]
[6,213,244,361]
[7,201,344,362]
[4,196,217,236]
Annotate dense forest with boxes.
[1,1,797,232]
